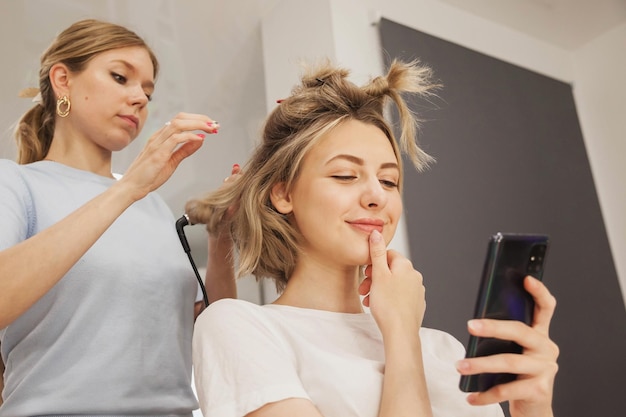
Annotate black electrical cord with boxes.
[176,214,209,308]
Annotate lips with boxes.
[347,218,384,234]
[119,115,139,129]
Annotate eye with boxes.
[331,175,357,182]
[380,179,398,188]
[111,72,127,84]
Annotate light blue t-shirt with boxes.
[0,160,198,416]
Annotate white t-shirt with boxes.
[193,298,504,417]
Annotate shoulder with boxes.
[195,299,271,336]
[0,160,57,192]
[193,299,290,364]
[0,159,28,192]
[197,298,266,321]
[0,160,35,245]
[0,160,34,210]
[0,160,61,190]
[0,159,25,182]
[0,158,19,169]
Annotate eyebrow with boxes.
[112,60,155,90]
[326,154,399,170]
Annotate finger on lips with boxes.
[368,230,388,264]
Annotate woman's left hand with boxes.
[456,276,559,417]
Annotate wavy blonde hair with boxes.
[15,19,159,164]
[186,59,439,292]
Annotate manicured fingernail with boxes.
[468,320,482,331]
[233,163,240,169]
[197,134,205,139]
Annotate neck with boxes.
[273,258,364,313]
[47,128,114,178]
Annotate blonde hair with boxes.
[186,59,439,292]
[15,19,159,164]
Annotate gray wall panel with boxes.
[379,18,626,417]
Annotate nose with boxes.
[361,177,387,209]
[129,84,149,107]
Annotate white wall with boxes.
[572,22,626,300]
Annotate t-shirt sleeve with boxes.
[0,159,32,250]
[420,328,505,417]
[192,299,310,417]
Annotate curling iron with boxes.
[176,214,209,308]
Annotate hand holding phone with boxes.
[459,232,549,393]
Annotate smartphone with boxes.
[459,232,549,393]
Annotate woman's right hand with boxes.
[359,230,426,336]
[117,112,219,202]
[359,230,433,416]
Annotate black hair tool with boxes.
[176,214,209,308]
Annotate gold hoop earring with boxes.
[56,95,71,118]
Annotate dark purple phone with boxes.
[459,232,549,392]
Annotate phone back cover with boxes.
[459,233,549,392]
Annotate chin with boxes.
[351,251,372,267]
[110,137,135,152]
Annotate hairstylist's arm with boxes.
[456,276,559,417]
[0,113,213,328]
[203,163,241,306]
[360,230,433,417]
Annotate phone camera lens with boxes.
[527,244,547,275]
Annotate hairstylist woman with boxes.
[0,19,233,416]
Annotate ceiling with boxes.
[436,0,626,49]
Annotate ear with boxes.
[270,182,293,214]
[49,63,71,97]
